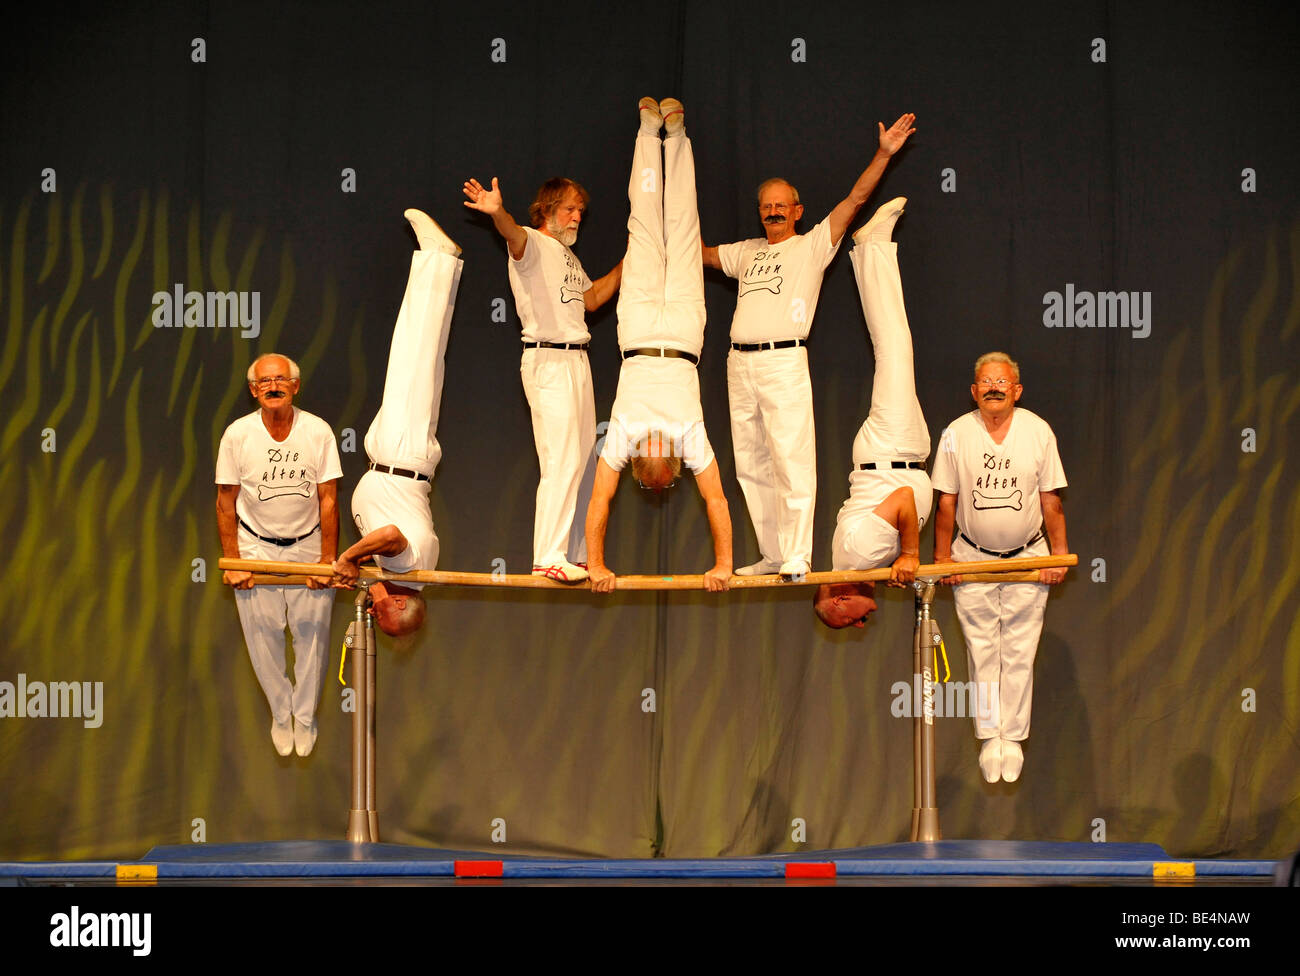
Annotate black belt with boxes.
[523,341,589,351]
[958,529,1043,559]
[731,338,806,352]
[858,460,927,471]
[368,462,430,483]
[622,347,699,365]
[238,517,320,547]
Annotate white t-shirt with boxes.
[215,408,343,539]
[717,215,841,343]
[349,469,438,581]
[931,408,1067,552]
[508,226,592,343]
[831,468,933,570]
[599,356,715,475]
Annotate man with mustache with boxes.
[703,113,916,579]
[327,210,464,640]
[461,174,623,583]
[931,353,1069,783]
[217,352,342,756]
[585,97,732,594]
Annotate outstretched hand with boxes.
[878,113,917,156]
[463,177,503,216]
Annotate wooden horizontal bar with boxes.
[220,554,1077,590]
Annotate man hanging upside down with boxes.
[328,210,463,636]
[814,197,931,628]
[585,97,733,593]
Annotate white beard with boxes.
[548,218,578,247]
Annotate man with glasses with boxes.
[813,198,930,630]
[931,352,1069,783]
[585,97,732,594]
[703,114,917,579]
[217,353,342,756]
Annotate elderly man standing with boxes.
[217,353,342,757]
[703,113,916,578]
[461,173,623,582]
[585,97,732,594]
[931,353,1069,784]
[328,209,464,638]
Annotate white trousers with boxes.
[522,347,595,566]
[850,240,930,460]
[363,250,463,476]
[615,132,705,350]
[234,529,333,726]
[728,347,815,565]
[952,534,1050,741]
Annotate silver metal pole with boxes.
[365,611,379,842]
[346,588,373,843]
[910,580,942,842]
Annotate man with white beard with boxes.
[463,175,624,582]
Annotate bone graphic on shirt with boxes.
[258,481,312,501]
[738,275,784,298]
[559,285,585,304]
[972,488,1022,511]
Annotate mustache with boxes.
[763,214,787,224]
[265,390,287,399]
[982,390,1006,400]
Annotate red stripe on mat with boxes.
[785,862,836,879]
[454,860,504,877]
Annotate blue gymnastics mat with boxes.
[0,839,1278,880]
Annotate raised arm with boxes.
[693,460,733,591]
[826,113,916,246]
[463,177,528,260]
[872,485,920,586]
[585,259,624,312]
[330,524,410,588]
[216,484,253,589]
[585,458,622,593]
[1039,490,1068,585]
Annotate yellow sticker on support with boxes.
[1153,862,1195,878]
[338,641,349,686]
[116,864,158,883]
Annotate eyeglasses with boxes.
[636,477,676,490]
[253,376,294,388]
[975,378,1015,389]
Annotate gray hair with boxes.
[756,177,801,206]
[246,353,301,384]
[973,351,1020,383]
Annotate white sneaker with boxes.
[779,559,810,579]
[532,560,590,583]
[638,96,661,136]
[978,737,1002,783]
[735,559,781,576]
[271,717,294,757]
[660,97,685,137]
[404,208,461,256]
[852,196,907,247]
[293,718,318,758]
[1000,738,1024,782]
